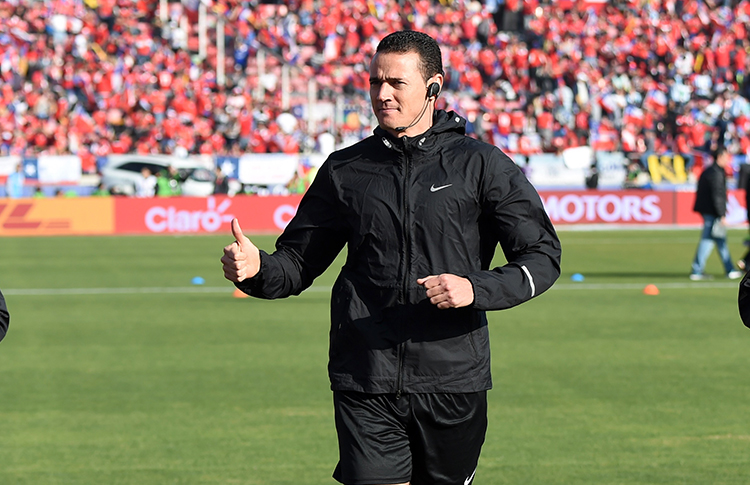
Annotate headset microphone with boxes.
[395,82,441,132]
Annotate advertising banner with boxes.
[674,191,700,226]
[538,190,676,225]
[595,152,629,188]
[727,190,747,225]
[0,156,23,179]
[526,154,586,188]
[0,198,114,236]
[674,189,747,226]
[525,151,628,189]
[215,156,240,180]
[237,153,299,186]
[8,189,748,237]
[113,195,303,234]
[645,153,689,185]
[37,155,82,183]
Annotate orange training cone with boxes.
[643,284,660,296]
[233,288,249,298]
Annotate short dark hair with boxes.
[376,31,444,82]
[713,144,727,162]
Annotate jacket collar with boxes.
[374,110,467,154]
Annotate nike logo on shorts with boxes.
[430,183,453,192]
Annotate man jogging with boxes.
[222,30,561,485]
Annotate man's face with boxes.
[716,151,731,167]
[369,51,432,137]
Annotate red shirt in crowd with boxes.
[537,111,553,131]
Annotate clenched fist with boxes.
[417,274,474,309]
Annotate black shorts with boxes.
[332,391,487,485]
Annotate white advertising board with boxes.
[238,153,299,186]
[0,156,22,177]
[37,155,82,183]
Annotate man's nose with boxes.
[374,84,393,101]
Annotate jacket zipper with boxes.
[396,147,412,399]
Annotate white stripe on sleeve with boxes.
[521,265,536,298]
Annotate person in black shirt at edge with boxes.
[735,161,750,272]
[740,272,750,327]
[221,31,561,485]
[0,289,9,342]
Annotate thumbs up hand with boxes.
[222,218,261,282]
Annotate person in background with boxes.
[222,31,561,485]
[213,167,229,195]
[286,165,308,194]
[689,145,744,281]
[5,162,25,198]
[91,182,111,196]
[136,167,157,197]
[156,169,181,196]
[623,159,651,189]
[33,186,45,198]
[585,160,599,189]
[166,165,185,195]
[54,188,77,197]
[0,289,9,342]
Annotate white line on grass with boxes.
[552,282,740,290]
[3,287,235,295]
[2,281,741,296]
[561,238,700,244]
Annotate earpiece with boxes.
[395,81,441,132]
[427,82,440,98]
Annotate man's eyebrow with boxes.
[369,76,405,84]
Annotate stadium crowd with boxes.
[1,0,750,170]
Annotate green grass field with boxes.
[1,229,749,484]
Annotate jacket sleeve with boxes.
[466,150,561,311]
[709,168,727,217]
[236,161,348,299]
[0,290,9,342]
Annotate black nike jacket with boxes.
[237,110,561,394]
